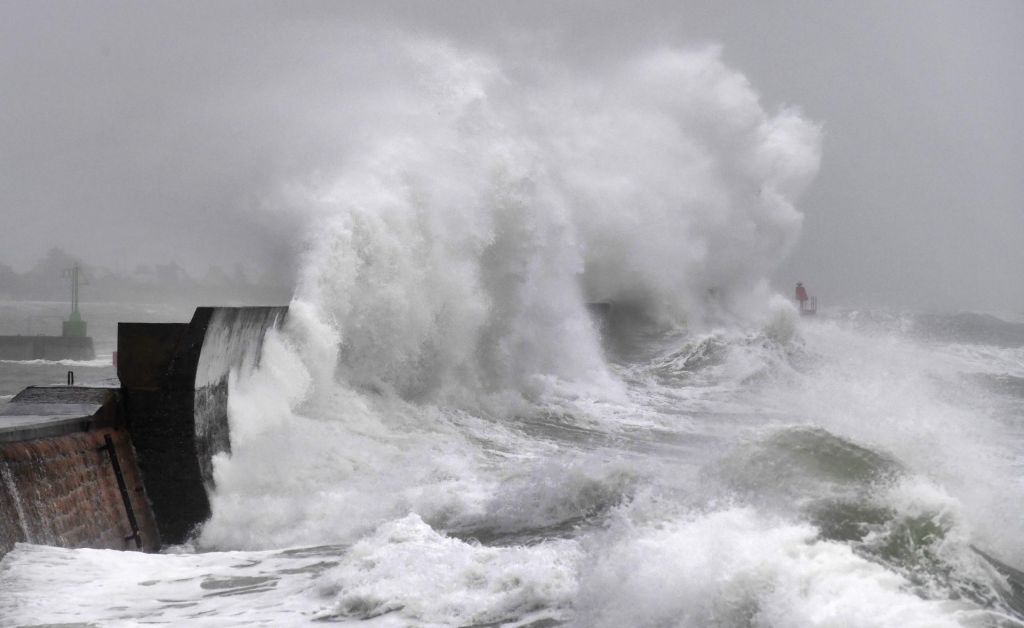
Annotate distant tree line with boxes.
[0,248,292,305]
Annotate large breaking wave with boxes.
[288,40,819,401]
[197,40,821,549]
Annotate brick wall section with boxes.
[0,426,159,557]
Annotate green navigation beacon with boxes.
[0,263,94,360]
[62,263,88,338]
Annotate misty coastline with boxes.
[0,247,292,307]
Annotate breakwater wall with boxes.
[119,306,287,545]
[0,306,287,558]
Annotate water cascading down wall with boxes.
[0,306,287,558]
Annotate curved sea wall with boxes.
[0,306,286,558]
[118,306,287,545]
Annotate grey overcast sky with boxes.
[1,1,1021,311]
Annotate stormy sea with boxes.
[2,44,1023,627]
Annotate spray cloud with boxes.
[285,38,821,404]
[199,38,821,548]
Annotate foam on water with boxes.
[5,318,1024,624]
[0,521,580,627]
[575,505,998,628]
[0,356,111,368]
[1,543,335,626]
[775,319,1024,566]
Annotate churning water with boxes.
[2,42,1022,627]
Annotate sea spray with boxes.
[574,506,980,628]
[199,39,821,551]
[287,40,822,402]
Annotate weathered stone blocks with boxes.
[0,394,159,557]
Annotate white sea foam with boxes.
[1,520,579,627]
[318,514,579,625]
[5,314,1023,624]
[0,542,331,625]
[0,355,112,368]
[780,320,1024,565]
[575,506,989,628]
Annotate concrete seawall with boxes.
[119,306,287,545]
[0,306,287,558]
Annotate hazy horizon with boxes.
[2,1,1021,313]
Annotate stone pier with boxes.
[0,306,287,558]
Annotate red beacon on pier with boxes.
[795,282,817,316]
